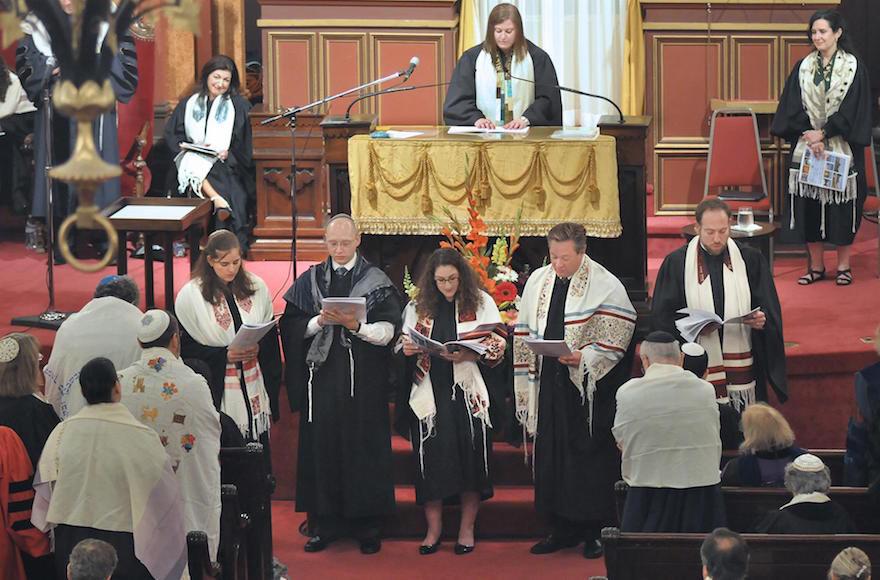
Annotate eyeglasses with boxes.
[434,275,460,285]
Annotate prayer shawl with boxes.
[31,403,186,580]
[0,72,37,119]
[175,274,273,439]
[788,49,859,235]
[475,49,535,125]
[400,291,507,477]
[44,297,143,420]
[780,491,831,511]
[514,255,636,439]
[684,236,755,411]
[286,255,398,422]
[175,93,236,196]
[118,347,221,560]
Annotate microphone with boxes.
[344,80,451,120]
[401,57,419,81]
[507,72,625,124]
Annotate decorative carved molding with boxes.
[262,167,315,197]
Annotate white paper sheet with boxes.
[110,205,197,220]
[386,130,424,139]
[321,297,367,325]
[522,338,571,357]
[447,126,530,135]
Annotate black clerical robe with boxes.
[652,242,788,403]
[0,395,59,470]
[753,500,857,534]
[279,256,401,522]
[443,41,563,127]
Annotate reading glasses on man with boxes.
[435,275,460,285]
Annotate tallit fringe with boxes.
[252,411,271,439]
[788,169,859,234]
[348,349,355,398]
[728,384,756,413]
[307,363,315,423]
[459,382,491,479]
[418,414,437,478]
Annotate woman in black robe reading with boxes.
[443,3,562,129]
[771,9,872,286]
[398,248,507,555]
[165,55,254,254]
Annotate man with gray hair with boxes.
[67,539,117,580]
[613,331,725,532]
[44,275,143,419]
[754,453,857,533]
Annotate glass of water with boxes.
[737,207,754,229]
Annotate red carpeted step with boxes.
[385,485,545,539]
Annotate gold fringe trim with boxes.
[353,217,623,238]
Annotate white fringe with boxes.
[348,349,355,398]
[307,364,315,423]
[788,169,859,235]
[727,383,756,413]
[418,414,437,478]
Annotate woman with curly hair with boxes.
[398,248,507,555]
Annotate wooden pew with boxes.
[615,481,876,533]
[220,444,275,580]
[219,484,248,580]
[600,527,880,580]
[187,531,221,580]
[720,449,846,485]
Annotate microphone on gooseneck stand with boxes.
[507,72,626,125]
[401,56,420,81]
[344,80,452,120]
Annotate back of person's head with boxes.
[639,331,681,367]
[829,547,872,580]
[0,333,41,397]
[79,358,118,405]
[67,538,118,580]
[785,453,832,496]
[137,310,180,350]
[740,402,795,453]
[93,275,140,306]
[682,342,709,378]
[701,528,749,580]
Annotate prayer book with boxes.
[797,148,851,193]
[404,325,489,356]
[521,338,572,358]
[229,318,278,349]
[180,142,220,157]
[675,307,761,343]
[321,297,367,325]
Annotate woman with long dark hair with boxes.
[771,9,872,286]
[165,55,254,253]
[398,248,507,555]
[174,230,281,444]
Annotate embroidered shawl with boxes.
[175,93,236,196]
[475,49,535,124]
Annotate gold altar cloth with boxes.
[348,127,621,237]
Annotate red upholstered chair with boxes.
[863,140,879,276]
[704,109,773,222]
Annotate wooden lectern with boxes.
[321,114,377,216]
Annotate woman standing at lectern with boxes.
[443,3,562,129]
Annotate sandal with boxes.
[797,269,826,285]
[836,269,853,286]
[211,196,232,221]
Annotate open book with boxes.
[229,318,278,349]
[321,297,367,325]
[521,338,572,358]
[675,307,761,343]
[405,325,489,356]
[180,142,220,157]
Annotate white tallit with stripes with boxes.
[474,49,534,124]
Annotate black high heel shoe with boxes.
[454,543,475,555]
[419,541,441,555]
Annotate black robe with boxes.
[534,276,633,528]
[279,256,401,520]
[165,94,255,252]
[652,242,788,403]
[0,394,59,469]
[443,41,563,127]
[396,298,493,505]
[721,446,806,487]
[753,500,857,534]
[770,55,872,246]
[621,485,726,533]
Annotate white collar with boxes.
[643,362,684,378]
[331,254,358,272]
[780,491,831,510]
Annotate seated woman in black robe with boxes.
[722,403,805,487]
[753,454,857,534]
[398,249,507,555]
[443,3,562,129]
[165,55,254,254]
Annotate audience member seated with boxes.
[682,342,744,450]
[753,454,857,534]
[829,547,871,580]
[0,333,59,468]
[844,324,880,488]
[721,403,806,487]
[614,331,725,533]
[0,55,37,220]
[44,275,143,419]
[118,309,222,562]
[700,528,749,580]
[1,426,50,580]
[67,539,118,580]
[32,357,187,580]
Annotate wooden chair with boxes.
[601,528,880,580]
[187,531,221,580]
[862,140,879,276]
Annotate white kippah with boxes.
[792,453,826,473]
[681,342,706,357]
[138,310,171,343]
[0,337,20,363]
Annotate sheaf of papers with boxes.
[675,307,761,343]
[405,325,489,356]
[447,126,530,135]
[229,318,278,349]
[386,130,424,139]
[522,338,572,357]
[180,142,220,157]
[110,205,196,220]
[551,127,599,140]
[797,147,852,193]
[321,297,367,325]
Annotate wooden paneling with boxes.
[657,153,708,211]
[732,37,777,100]
[372,34,445,126]
[322,34,368,117]
[268,32,317,111]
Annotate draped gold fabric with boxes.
[622,0,645,116]
[349,129,621,237]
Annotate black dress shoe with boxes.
[583,539,604,559]
[359,537,381,555]
[419,541,441,555]
[529,534,581,555]
[454,543,475,555]
[303,535,336,553]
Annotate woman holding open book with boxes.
[397,248,507,555]
[175,230,281,443]
[771,9,872,286]
[165,55,254,254]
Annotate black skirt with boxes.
[621,484,727,533]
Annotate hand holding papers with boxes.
[404,325,489,356]
[229,318,278,349]
[447,126,530,135]
[675,307,762,343]
[180,142,220,157]
[522,338,572,358]
[321,297,367,327]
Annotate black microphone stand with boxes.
[507,72,626,125]
[344,81,451,120]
